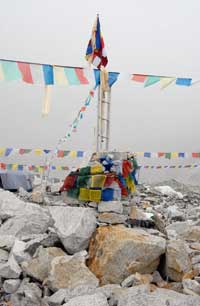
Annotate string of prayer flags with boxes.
[140,164,200,170]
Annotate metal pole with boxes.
[106,88,111,151]
[96,85,101,152]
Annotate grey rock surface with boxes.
[63,293,109,306]
[98,201,123,214]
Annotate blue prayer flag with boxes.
[43,65,54,85]
[176,78,192,86]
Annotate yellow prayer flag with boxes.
[69,151,77,158]
[42,85,52,117]
[12,164,18,171]
[0,148,5,156]
[54,67,68,85]
[160,77,176,89]
[34,149,43,156]
[56,165,62,171]
[171,152,178,158]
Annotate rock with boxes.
[47,289,68,306]
[109,285,200,306]
[166,221,200,241]
[0,255,21,279]
[11,239,31,263]
[47,254,99,292]
[192,255,200,265]
[63,293,108,306]
[190,243,200,251]
[166,206,185,221]
[154,186,183,199]
[166,239,192,281]
[11,278,42,306]
[0,212,52,239]
[152,271,167,288]
[0,249,9,263]
[129,207,149,220]
[21,246,66,282]
[31,190,44,204]
[88,225,166,285]
[49,207,96,254]
[0,235,15,251]
[121,273,152,288]
[183,279,200,295]
[98,201,123,214]
[152,212,166,235]
[3,279,21,293]
[98,212,127,224]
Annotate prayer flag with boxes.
[43,65,54,85]
[165,153,171,159]
[17,62,33,84]
[144,76,160,87]
[160,77,175,89]
[5,148,13,157]
[75,68,89,84]
[1,61,21,81]
[131,74,147,83]
[176,78,192,86]
[144,152,151,158]
[54,66,68,85]
[85,15,108,68]
[64,68,80,85]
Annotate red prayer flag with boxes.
[17,62,33,84]
[132,74,147,83]
[192,153,199,158]
[158,152,165,157]
[57,150,65,158]
[19,148,26,155]
[75,68,89,84]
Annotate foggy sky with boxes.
[0,0,200,152]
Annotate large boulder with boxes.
[109,285,200,306]
[0,212,52,239]
[88,225,166,285]
[47,253,99,292]
[21,246,66,282]
[166,221,200,241]
[166,239,192,281]
[49,207,97,254]
[63,293,108,306]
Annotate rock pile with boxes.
[1,181,200,305]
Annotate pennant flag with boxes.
[42,85,52,116]
[108,72,120,87]
[85,15,108,69]
[18,165,23,171]
[42,65,54,85]
[77,151,84,157]
[144,152,151,158]
[30,64,44,84]
[192,152,199,158]
[75,68,89,85]
[171,152,178,158]
[24,149,32,154]
[12,164,18,171]
[69,151,77,158]
[132,74,147,83]
[64,68,80,85]
[54,66,68,85]
[178,152,185,158]
[144,76,160,87]
[165,153,171,159]
[0,148,5,156]
[5,148,13,157]
[57,150,64,158]
[17,62,33,84]
[160,77,176,89]
[34,149,43,156]
[1,61,21,81]
[19,148,26,155]
[43,149,51,154]
[176,78,192,86]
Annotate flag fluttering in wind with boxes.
[85,15,108,69]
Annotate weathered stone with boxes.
[109,285,200,306]
[11,279,42,306]
[21,246,66,282]
[0,255,21,279]
[190,243,200,251]
[166,206,185,221]
[31,190,44,204]
[47,254,99,292]
[129,207,149,220]
[121,272,152,288]
[47,289,68,306]
[98,212,127,224]
[166,239,192,281]
[3,279,21,293]
[0,212,52,239]
[152,271,167,288]
[88,225,166,285]
[0,235,15,250]
[49,207,96,254]
[183,279,200,295]
[166,221,200,241]
[63,293,108,306]
[98,201,123,214]
[192,255,200,265]
[11,239,31,263]
[0,249,9,263]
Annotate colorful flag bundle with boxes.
[85,15,108,69]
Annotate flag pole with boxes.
[96,84,101,152]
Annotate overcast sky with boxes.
[0,0,200,152]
